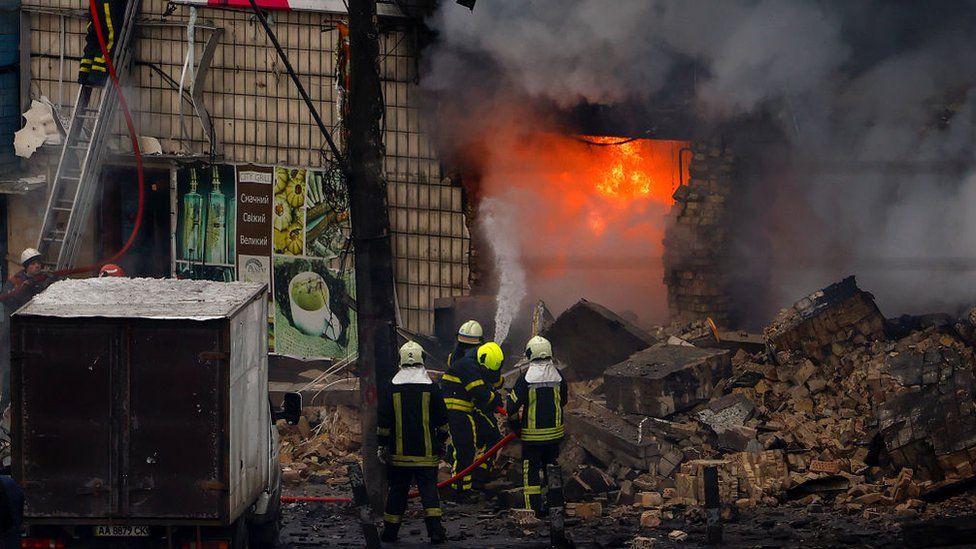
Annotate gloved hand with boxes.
[377,446,389,465]
[495,406,508,417]
[506,418,521,436]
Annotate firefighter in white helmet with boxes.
[506,336,567,516]
[377,341,449,544]
[440,320,500,499]
[0,248,56,410]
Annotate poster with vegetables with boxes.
[272,256,357,359]
[273,167,307,256]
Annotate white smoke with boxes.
[425,0,976,321]
[477,197,527,343]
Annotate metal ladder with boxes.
[36,0,143,270]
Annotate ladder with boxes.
[36,0,143,270]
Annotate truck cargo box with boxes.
[11,278,269,526]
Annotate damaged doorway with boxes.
[469,133,690,331]
[97,166,171,277]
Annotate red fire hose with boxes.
[59,0,146,277]
[0,0,145,301]
[280,432,518,504]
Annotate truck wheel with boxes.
[248,515,280,549]
[231,517,251,549]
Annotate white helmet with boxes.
[20,248,42,266]
[457,320,484,345]
[525,336,553,361]
[398,341,425,367]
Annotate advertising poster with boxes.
[175,164,237,281]
[171,161,355,360]
[236,164,274,288]
[272,256,357,359]
[304,167,351,259]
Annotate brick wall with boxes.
[663,141,736,327]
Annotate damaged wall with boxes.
[15,0,468,334]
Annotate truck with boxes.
[10,278,298,548]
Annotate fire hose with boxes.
[280,432,518,503]
[0,0,146,302]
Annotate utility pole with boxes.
[347,0,399,511]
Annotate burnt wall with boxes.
[663,141,737,327]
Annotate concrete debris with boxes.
[764,276,885,362]
[277,405,361,486]
[667,529,688,541]
[604,345,732,417]
[14,98,61,158]
[543,299,657,381]
[630,536,656,548]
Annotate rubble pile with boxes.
[277,405,361,486]
[556,276,976,523]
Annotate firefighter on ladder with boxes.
[473,341,504,488]
[441,320,501,499]
[506,336,567,516]
[377,341,449,545]
[78,0,128,86]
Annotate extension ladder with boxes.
[36,0,143,269]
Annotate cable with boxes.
[279,432,518,503]
[574,135,644,147]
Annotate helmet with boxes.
[99,263,126,277]
[457,320,484,345]
[398,341,425,367]
[477,342,504,372]
[525,336,552,361]
[20,248,42,266]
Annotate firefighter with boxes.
[447,319,483,365]
[0,249,56,410]
[441,320,500,499]
[506,336,567,516]
[377,341,449,545]
[472,341,504,488]
[78,0,128,86]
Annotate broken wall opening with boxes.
[461,131,690,333]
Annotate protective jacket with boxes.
[506,359,567,444]
[440,351,500,414]
[378,370,450,467]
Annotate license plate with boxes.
[93,525,151,537]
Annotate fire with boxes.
[474,128,689,325]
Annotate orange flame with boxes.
[475,130,689,325]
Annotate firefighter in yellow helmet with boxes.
[377,341,449,544]
[472,342,504,488]
[506,336,567,516]
[440,320,500,499]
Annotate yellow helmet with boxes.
[525,336,552,361]
[398,341,425,367]
[457,320,484,345]
[477,342,504,372]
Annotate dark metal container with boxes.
[11,278,269,527]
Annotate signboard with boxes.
[172,163,354,360]
[172,0,405,16]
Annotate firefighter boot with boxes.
[425,517,446,544]
[381,521,400,543]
